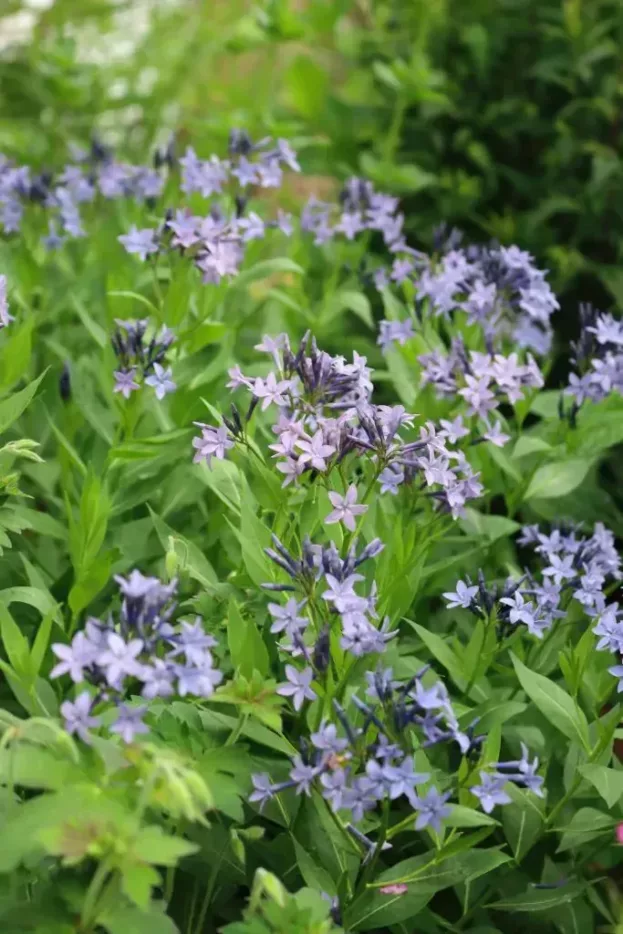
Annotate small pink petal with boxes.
[380,884,408,896]
[616,823,623,844]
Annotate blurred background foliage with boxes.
[1,0,623,333]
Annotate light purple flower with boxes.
[98,632,144,687]
[141,659,175,699]
[320,768,349,810]
[60,692,100,742]
[471,772,511,813]
[378,466,404,495]
[325,485,368,532]
[168,619,217,665]
[253,373,292,410]
[311,722,349,755]
[276,665,316,711]
[439,416,469,443]
[543,554,576,586]
[113,368,140,399]
[237,212,265,242]
[442,580,478,609]
[483,420,510,447]
[296,431,336,472]
[412,787,452,832]
[51,632,95,682]
[268,597,308,635]
[145,363,176,400]
[322,573,365,612]
[118,226,158,261]
[192,423,234,467]
[110,704,149,743]
[249,773,274,811]
[289,755,319,795]
[167,210,201,248]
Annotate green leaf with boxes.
[30,610,56,677]
[292,840,337,895]
[0,317,34,389]
[0,745,74,790]
[285,55,328,118]
[459,509,520,543]
[0,370,46,435]
[360,153,436,193]
[100,900,179,934]
[347,848,510,930]
[512,436,553,460]
[0,603,30,676]
[555,807,614,853]
[120,864,161,912]
[487,882,585,912]
[501,784,544,862]
[408,621,487,701]
[131,825,198,865]
[226,258,304,298]
[578,764,623,808]
[72,296,107,348]
[524,459,591,501]
[445,805,499,829]
[227,598,269,679]
[511,654,591,751]
[326,291,374,329]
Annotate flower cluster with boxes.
[375,236,559,357]
[251,667,542,844]
[444,522,622,646]
[265,536,389,661]
[52,571,222,742]
[118,132,297,284]
[194,332,483,518]
[0,139,167,246]
[301,176,408,252]
[111,318,176,400]
[182,131,300,195]
[419,345,543,449]
[299,186,558,356]
[565,304,623,415]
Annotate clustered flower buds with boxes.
[111,318,176,401]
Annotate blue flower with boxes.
[60,692,100,743]
[289,756,319,796]
[110,704,149,743]
[311,722,349,755]
[118,225,158,261]
[442,580,478,609]
[412,787,452,832]
[145,363,176,400]
[249,773,274,812]
[277,665,316,711]
[470,773,511,813]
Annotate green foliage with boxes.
[1,2,623,933]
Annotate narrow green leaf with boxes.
[0,370,46,435]
[511,654,591,751]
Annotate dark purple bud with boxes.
[59,363,71,402]
[312,626,330,674]
[246,395,259,423]
[264,549,298,579]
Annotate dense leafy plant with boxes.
[0,124,623,934]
